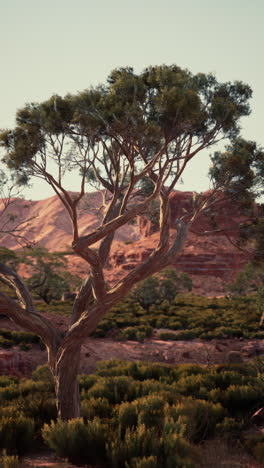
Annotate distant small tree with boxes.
[229,263,264,326]
[0,65,263,420]
[23,247,81,304]
[132,268,192,311]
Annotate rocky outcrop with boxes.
[1,190,254,295]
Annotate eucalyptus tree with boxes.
[0,65,262,420]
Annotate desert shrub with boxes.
[175,374,209,399]
[215,362,257,377]
[19,343,31,351]
[172,329,203,340]
[0,377,18,388]
[167,399,224,442]
[117,326,153,342]
[157,331,178,341]
[107,425,159,468]
[201,370,249,390]
[125,455,159,468]
[0,450,20,468]
[97,360,172,382]
[135,395,165,429]
[216,417,245,439]
[78,373,98,391]
[0,385,19,402]
[19,379,53,396]
[160,433,199,468]
[0,330,12,340]
[138,380,169,398]
[15,394,57,428]
[171,364,206,380]
[135,363,170,381]
[118,402,138,438]
[117,327,138,341]
[31,364,53,384]
[81,397,113,420]
[0,336,13,348]
[209,384,264,414]
[88,376,137,403]
[42,417,107,465]
[0,416,35,455]
[11,331,40,345]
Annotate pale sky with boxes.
[1,0,263,200]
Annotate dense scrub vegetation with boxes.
[1,292,263,345]
[0,359,264,465]
[93,294,264,341]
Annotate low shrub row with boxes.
[0,360,264,464]
[91,294,263,341]
[0,329,43,351]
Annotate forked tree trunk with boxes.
[53,344,82,420]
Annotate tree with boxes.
[131,268,192,311]
[23,247,81,304]
[0,64,263,420]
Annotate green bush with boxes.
[16,394,57,428]
[0,416,35,455]
[0,336,13,348]
[161,433,199,468]
[136,395,165,429]
[0,450,20,468]
[81,397,113,420]
[216,417,245,439]
[78,373,98,391]
[118,402,138,438]
[88,376,137,404]
[0,385,19,402]
[167,399,224,443]
[42,417,107,465]
[117,326,153,342]
[107,425,159,468]
[209,383,264,414]
[0,377,18,389]
[125,455,159,468]
[31,364,53,385]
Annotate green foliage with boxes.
[0,329,41,349]
[130,269,192,311]
[107,425,159,468]
[0,416,35,455]
[0,450,20,468]
[0,358,263,463]
[22,247,81,304]
[92,293,263,340]
[117,325,153,342]
[0,248,19,268]
[31,364,53,384]
[81,397,113,420]
[42,417,107,465]
[229,263,264,296]
[167,399,224,443]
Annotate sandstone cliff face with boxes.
[0,191,251,295]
